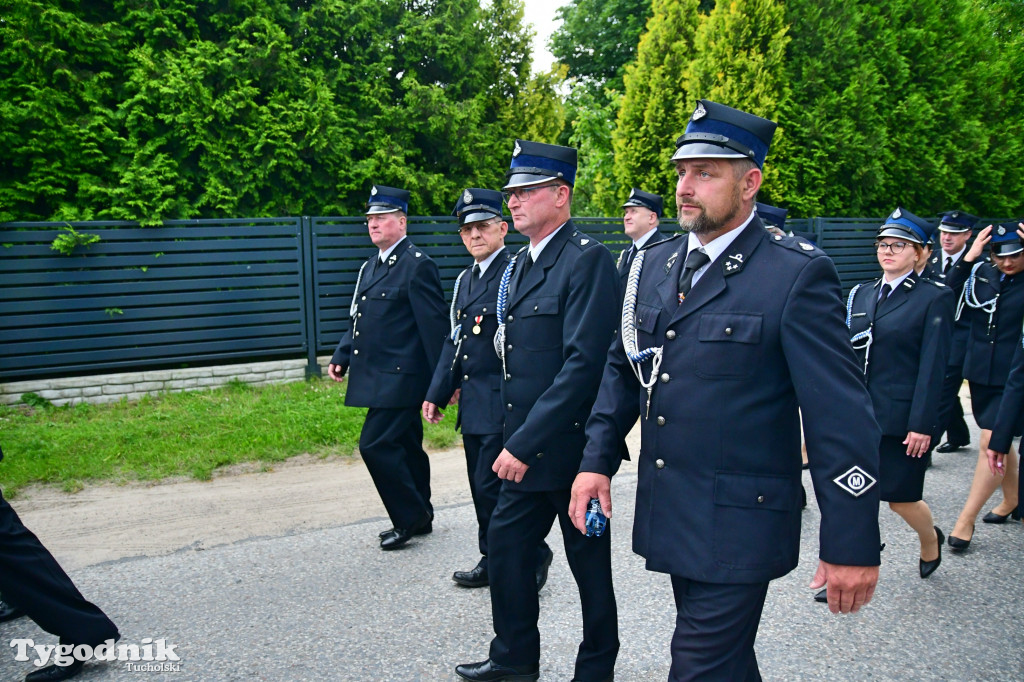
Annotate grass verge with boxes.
[0,377,460,496]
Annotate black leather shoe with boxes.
[948,525,973,552]
[455,659,539,681]
[25,660,85,682]
[453,559,489,588]
[535,547,553,593]
[936,441,969,453]
[571,675,613,682]
[920,526,943,578]
[0,599,25,623]
[982,506,1018,524]
[813,588,827,603]
[380,516,432,550]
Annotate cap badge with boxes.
[463,189,473,204]
[892,208,901,219]
[692,102,707,121]
[998,225,1007,236]
[834,466,877,498]
[513,140,522,157]
[370,186,378,196]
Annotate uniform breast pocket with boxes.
[517,295,561,350]
[693,312,763,380]
[362,286,403,316]
[634,303,661,333]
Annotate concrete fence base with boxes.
[0,357,335,407]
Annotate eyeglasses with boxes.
[501,183,559,204]
[875,241,910,254]
[459,220,501,235]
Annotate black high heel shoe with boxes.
[920,527,943,578]
[947,524,974,552]
[983,506,1019,523]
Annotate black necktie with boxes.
[944,257,952,274]
[519,254,534,281]
[878,283,892,304]
[622,245,635,273]
[678,249,711,298]
[469,263,480,296]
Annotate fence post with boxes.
[300,216,322,378]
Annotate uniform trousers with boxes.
[936,366,970,446]
[487,487,618,680]
[463,433,551,568]
[463,433,504,558]
[669,576,769,682]
[359,407,432,529]
[0,488,119,647]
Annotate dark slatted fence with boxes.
[9,213,997,383]
[1,219,310,382]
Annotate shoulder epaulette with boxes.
[767,233,822,257]
[640,233,682,252]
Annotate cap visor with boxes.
[993,245,1024,257]
[878,225,924,244]
[671,142,748,162]
[365,205,400,215]
[938,224,970,233]
[503,173,556,190]
[460,211,499,225]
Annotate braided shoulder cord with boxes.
[449,268,468,342]
[493,250,522,376]
[621,251,663,417]
[845,283,872,374]
[960,261,998,328]
[349,259,370,318]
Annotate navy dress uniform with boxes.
[754,201,787,235]
[986,337,1024,517]
[944,224,1024,430]
[617,188,668,291]
[456,141,620,682]
[846,209,954,576]
[580,101,882,682]
[917,221,939,280]
[931,211,980,452]
[424,188,550,588]
[0,445,120,682]
[331,185,448,549]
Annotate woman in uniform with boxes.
[945,222,1024,551]
[846,208,954,577]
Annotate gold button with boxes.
[655,459,665,469]
[666,330,676,340]
[656,416,666,426]
[660,373,670,383]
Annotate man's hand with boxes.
[327,363,346,382]
[903,431,931,458]
[449,388,461,406]
[493,448,529,483]
[422,401,444,424]
[965,225,992,262]
[987,448,1007,477]
[809,560,879,614]
[569,472,612,535]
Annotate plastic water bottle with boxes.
[585,498,608,537]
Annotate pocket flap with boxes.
[698,312,762,344]
[521,295,559,317]
[714,471,793,511]
[634,303,661,334]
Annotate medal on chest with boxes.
[472,316,483,335]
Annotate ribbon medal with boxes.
[472,316,483,335]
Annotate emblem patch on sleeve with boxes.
[833,466,877,498]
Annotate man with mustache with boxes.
[572,100,883,681]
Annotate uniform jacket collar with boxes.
[462,248,508,307]
[362,239,415,291]
[509,221,575,308]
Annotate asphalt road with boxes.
[2,421,1022,681]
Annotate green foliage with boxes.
[613,0,702,214]
[552,0,654,91]
[50,225,101,255]
[20,393,54,409]
[567,87,622,216]
[0,1,539,221]
[506,65,569,144]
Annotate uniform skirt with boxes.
[879,435,928,503]
[969,381,1018,432]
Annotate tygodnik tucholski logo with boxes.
[11,637,182,672]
